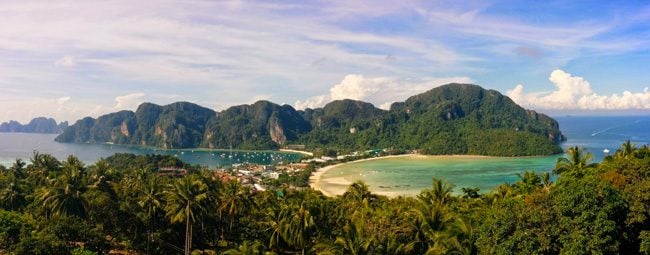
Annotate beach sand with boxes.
[279,149,314,156]
[309,154,497,197]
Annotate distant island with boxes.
[56,83,565,156]
[0,117,68,134]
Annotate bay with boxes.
[0,133,302,168]
[317,115,650,196]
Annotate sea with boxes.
[1,116,649,195]
[0,134,302,168]
[317,115,650,196]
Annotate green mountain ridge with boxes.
[56,83,565,156]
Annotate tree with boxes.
[541,172,552,192]
[461,187,481,199]
[164,175,209,255]
[342,181,377,208]
[418,178,454,206]
[329,214,375,255]
[551,177,628,254]
[554,146,597,178]
[514,171,542,194]
[223,240,267,255]
[9,159,27,179]
[35,155,88,218]
[266,204,289,251]
[283,201,316,255]
[138,177,164,255]
[616,140,637,159]
[0,175,26,211]
[219,180,251,232]
[87,159,117,193]
[412,202,455,254]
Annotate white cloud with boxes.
[507,69,650,110]
[54,55,76,67]
[295,74,473,109]
[114,93,145,110]
[57,96,71,105]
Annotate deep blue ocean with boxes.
[555,115,650,160]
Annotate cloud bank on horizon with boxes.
[509,70,650,111]
[1,1,649,123]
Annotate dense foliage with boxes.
[56,84,564,156]
[0,141,649,254]
[0,117,68,134]
[56,102,215,149]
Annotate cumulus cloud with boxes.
[295,74,473,109]
[114,93,145,110]
[507,69,650,110]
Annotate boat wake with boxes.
[591,119,643,137]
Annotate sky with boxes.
[1,0,650,123]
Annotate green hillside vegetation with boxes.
[57,102,216,149]
[1,141,649,254]
[56,84,565,156]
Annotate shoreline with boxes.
[63,141,309,156]
[279,149,313,156]
[309,154,502,197]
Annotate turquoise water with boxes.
[319,116,650,196]
[0,133,302,168]
[319,155,558,196]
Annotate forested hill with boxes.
[0,117,68,134]
[56,84,565,156]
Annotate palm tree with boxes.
[219,180,251,231]
[35,156,88,218]
[342,181,377,208]
[266,204,289,251]
[514,171,542,194]
[418,178,454,206]
[123,167,149,192]
[0,174,26,211]
[376,233,415,255]
[412,202,455,254]
[9,159,27,179]
[264,199,316,254]
[616,140,637,159]
[28,152,61,187]
[223,241,266,255]
[283,201,316,255]
[553,146,597,178]
[541,172,552,192]
[330,215,375,255]
[138,177,164,255]
[488,184,514,204]
[442,218,477,255]
[164,175,209,255]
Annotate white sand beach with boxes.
[309,154,499,197]
[279,149,314,156]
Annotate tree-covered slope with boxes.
[379,84,564,155]
[56,84,565,156]
[203,100,311,150]
[56,102,216,149]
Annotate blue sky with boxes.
[1,0,650,123]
